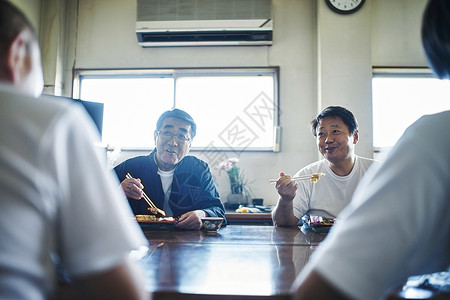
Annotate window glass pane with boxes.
[79,77,174,148]
[372,76,450,149]
[75,68,278,151]
[176,76,275,150]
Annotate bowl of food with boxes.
[201,217,224,234]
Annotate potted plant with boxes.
[217,157,252,209]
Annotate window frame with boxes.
[73,67,280,152]
[372,67,446,155]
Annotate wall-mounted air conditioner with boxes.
[136,0,272,47]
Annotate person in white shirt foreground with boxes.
[0,1,149,299]
[291,0,450,299]
[272,106,377,227]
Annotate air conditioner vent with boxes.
[136,0,272,47]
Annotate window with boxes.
[73,68,279,152]
[372,68,450,152]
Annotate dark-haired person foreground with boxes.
[292,0,450,299]
[272,106,377,227]
[115,109,225,230]
[0,1,148,299]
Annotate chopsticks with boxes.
[269,173,326,184]
[125,172,166,216]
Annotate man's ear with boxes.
[186,140,192,152]
[353,130,359,144]
[6,30,30,84]
[154,130,158,144]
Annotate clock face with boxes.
[325,0,366,14]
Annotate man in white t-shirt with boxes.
[292,0,450,299]
[0,2,149,299]
[272,106,377,227]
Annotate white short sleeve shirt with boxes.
[0,84,148,299]
[293,156,376,219]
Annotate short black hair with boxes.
[421,0,450,80]
[310,106,358,137]
[156,108,197,139]
[0,1,37,59]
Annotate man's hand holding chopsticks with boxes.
[275,172,298,202]
[121,177,144,200]
[271,172,301,227]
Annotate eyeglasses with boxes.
[157,130,190,144]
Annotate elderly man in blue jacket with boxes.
[115,108,225,230]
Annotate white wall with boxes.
[372,0,428,66]
[30,0,429,206]
[317,0,373,157]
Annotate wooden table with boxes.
[56,223,447,300]
[138,225,327,299]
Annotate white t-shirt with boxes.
[0,84,148,300]
[157,168,175,216]
[299,111,450,300]
[293,156,376,219]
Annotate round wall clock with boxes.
[325,0,366,15]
